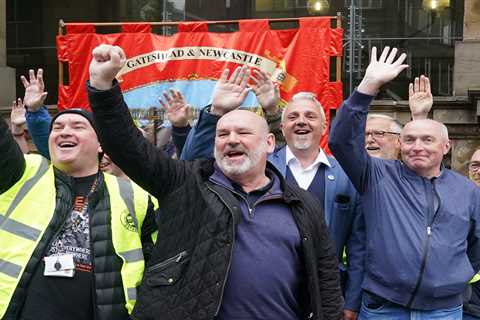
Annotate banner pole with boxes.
[58,19,65,92]
[336,12,342,83]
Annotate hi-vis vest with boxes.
[0,154,151,318]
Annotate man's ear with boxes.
[443,139,451,155]
[266,133,275,154]
[321,121,328,137]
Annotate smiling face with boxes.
[214,110,274,179]
[400,120,450,178]
[469,149,480,187]
[281,98,326,153]
[365,116,401,160]
[48,113,101,177]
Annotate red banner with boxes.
[57,18,343,149]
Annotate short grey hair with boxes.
[367,113,403,133]
[282,91,326,122]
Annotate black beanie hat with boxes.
[49,109,98,136]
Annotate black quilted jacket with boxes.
[89,83,343,320]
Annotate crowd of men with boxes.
[0,44,479,320]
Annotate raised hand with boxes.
[409,75,433,120]
[89,44,126,90]
[250,69,279,115]
[20,68,48,112]
[357,46,408,96]
[10,98,26,128]
[159,89,190,127]
[211,65,250,116]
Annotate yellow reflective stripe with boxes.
[0,258,22,278]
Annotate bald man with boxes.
[86,44,343,320]
[329,46,480,319]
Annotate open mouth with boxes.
[226,150,245,159]
[366,146,380,151]
[294,129,311,135]
[57,141,78,149]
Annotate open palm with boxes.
[211,66,250,115]
[21,69,48,111]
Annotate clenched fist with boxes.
[89,44,126,90]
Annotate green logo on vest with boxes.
[121,210,137,232]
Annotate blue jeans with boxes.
[359,292,463,320]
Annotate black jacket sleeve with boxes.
[0,118,26,194]
[171,125,191,157]
[88,81,194,202]
[314,206,344,320]
[296,187,343,320]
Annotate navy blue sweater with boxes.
[210,166,304,320]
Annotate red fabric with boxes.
[57,18,343,150]
[122,23,151,33]
[65,24,95,34]
[239,19,269,32]
[178,22,208,33]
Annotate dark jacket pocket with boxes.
[146,250,190,286]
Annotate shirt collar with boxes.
[285,145,331,169]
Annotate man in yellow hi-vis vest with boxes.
[0,107,155,320]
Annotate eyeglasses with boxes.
[365,130,401,139]
[468,161,480,171]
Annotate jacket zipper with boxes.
[206,183,237,317]
[147,250,188,272]
[407,178,441,307]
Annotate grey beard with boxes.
[214,144,265,176]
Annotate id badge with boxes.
[44,254,76,278]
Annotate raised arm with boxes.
[87,44,192,200]
[21,68,51,158]
[180,66,251,160]
[159,89,192,156]
[409,75,433,120]
[250,69,284,148]
[10,98,29,154]
[329,47,408,193]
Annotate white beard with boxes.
[214,142,266,176]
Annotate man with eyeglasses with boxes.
[329,46,480,319]
[469,148,480,187]
[365,75,433,160]
[365,114,402,160]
